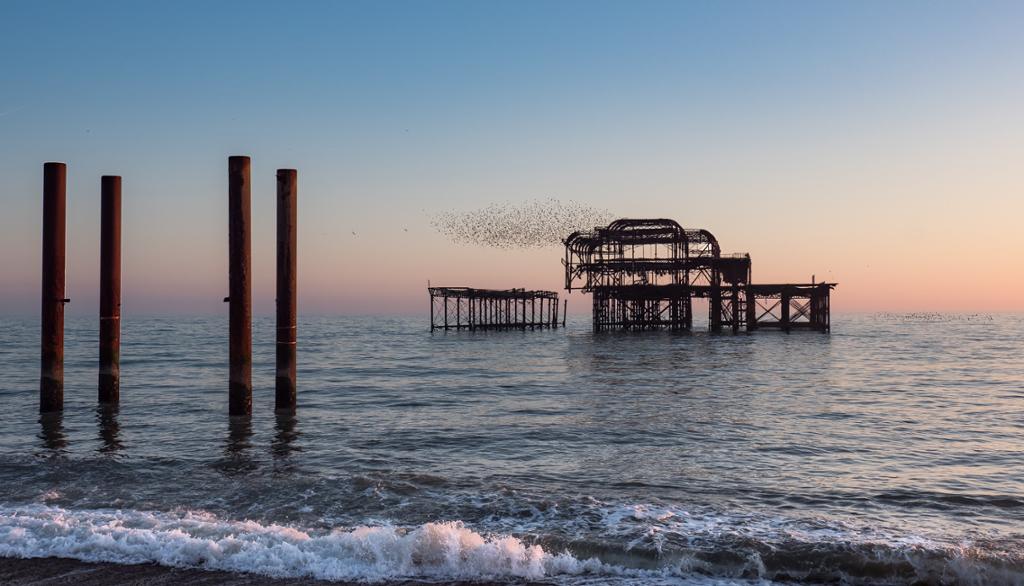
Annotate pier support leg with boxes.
[276,169,297,413]
[731,285,740,333]
[228,156,252,416]
[781,290,791,333]
[99,176,121,405]
[710,285,722,333]
[746,289,757,332]
[40,162,67,413]
[683,295,692,331]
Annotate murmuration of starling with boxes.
[431,198,616,249]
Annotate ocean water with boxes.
[0,313,1022,585]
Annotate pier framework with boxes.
[564,219,834,332]
[429,287,563,331]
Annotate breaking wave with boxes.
[0,504,1022,585]
[0,505,649,583]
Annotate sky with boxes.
[1,0,1022,316]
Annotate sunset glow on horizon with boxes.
[2,1,1022,316]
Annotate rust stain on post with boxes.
[275,169,297,412]
[228,156,252,416]
[99,175,122,405]
[40,162,67,413]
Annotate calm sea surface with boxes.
[0,313,1021,584]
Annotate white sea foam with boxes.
[486,499,1024,585]
[1,503,1021,585]
[0,504,735,584]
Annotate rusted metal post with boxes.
[40,162,67,413]
[562,299,567,327]
[228,156,252,416]
[276,169,297,413]
[98,176,122,405]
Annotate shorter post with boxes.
[99,176,122,405]
[275,169,297,412]
[562,299,567,327]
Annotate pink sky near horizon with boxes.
[1,158,1021,317]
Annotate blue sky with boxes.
[2,1,1022,314]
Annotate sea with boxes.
[0,313,1021,585]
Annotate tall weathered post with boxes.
[99,176,122,405]
[275,169,297,412]
[40,163,67,412]
[228,156,252,416]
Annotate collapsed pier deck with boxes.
[429,287,563,331]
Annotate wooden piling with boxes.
[275,169,297,413]
[228,156,252,416]
[99,176,122,405]
[40,162,67,413]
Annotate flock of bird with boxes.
[431,198,616,249]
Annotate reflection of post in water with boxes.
[38,412,67,451]
[272,412,300,458]
[225,415,253,458]
[96,406,123,453]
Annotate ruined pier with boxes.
[429,287,562,331]
[564,219,834,332]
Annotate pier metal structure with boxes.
[429,287,563,331]
[564,219,834,332]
